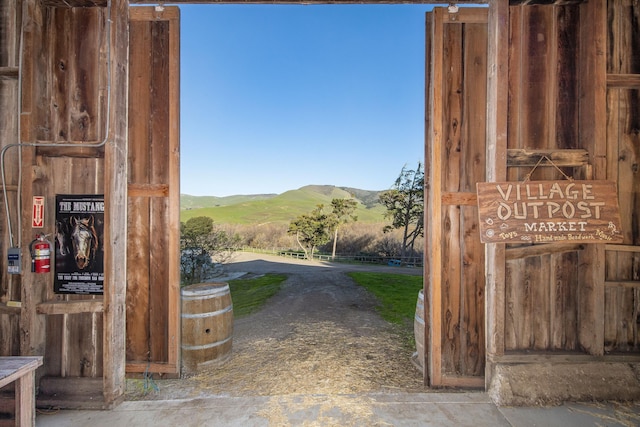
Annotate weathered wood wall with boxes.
[1,0,130,408]
[501,0,640,355]
[428,2,639,398]
[604,0,640,353]
[484,0,640,405]
[3,3,109,407]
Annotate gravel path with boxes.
[127,252,425,399]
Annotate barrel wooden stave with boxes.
[181,282,233,374]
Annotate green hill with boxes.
[181,193,277,210]
[180,185,387,225]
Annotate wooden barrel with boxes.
[414,289,425,372]
[181,282,233,374]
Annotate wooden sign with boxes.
[476,180,623,244]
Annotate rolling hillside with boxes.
[180,185,387,225]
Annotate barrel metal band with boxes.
[181,335,232,351]
[181,286,230,300]
[181,305,233,319]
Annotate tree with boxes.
[379,162,424,262]
[180,216,241,286]
[329,198,358,259]
[287,205,332,259]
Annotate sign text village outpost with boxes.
[476,180,623,244]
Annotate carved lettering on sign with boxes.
[476,181,623,244]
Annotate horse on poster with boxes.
[70,215,99,270]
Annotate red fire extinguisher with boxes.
[30,234,51,273]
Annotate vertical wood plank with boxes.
[577,0,607,356]
[103,0,128,406]
[149,19,170,363]
[527,6,554,350]
[427,6,444,386]
[532,256,549,349]
[462,21,487,376]
[167,7,181,368]
[44,314,63,376]
[15,369,35,427]
[422,10,433,383]
[126,18,151,363]
[485,0,509,384]
[126,197,150,361]
[555,5,580,150]
[50,7,69,142]
[20,0,48,361]
[69,8,101,142]
[504,261,517,350]
[66,313,94,377]
[441,21,463,375]
[550,5,581,352]
[504,5,526,352]
[603,6,622,351]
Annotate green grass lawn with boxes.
[347,271,423,327]
[228,274,287,318]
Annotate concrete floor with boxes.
[36,392,640,426]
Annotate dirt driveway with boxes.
[127,252,425,399]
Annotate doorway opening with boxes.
[137,3,432,398]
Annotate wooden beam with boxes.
[427,6,443,388]
[0,67,19,77]
[166,5,182,373]
[489,353,640,364]
[506,148,589,167]
[605,244,640,253]
[509,1,585,4]
[36,145,105,158]
[45,0,489,4]
[604,281,640,289]
[36,300,103,315]
[127,183,170,198]
[439,374,485,388]
[441,192,477,206]
[506,243,585,260]
[102,0,128,408]
[484,0,509,390]
[607,73,640,88]
[20,0,48,359]
[125,362,180,376]
[577,0,606,357]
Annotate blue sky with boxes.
[180,4,434,197]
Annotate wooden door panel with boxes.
[425,7,487,387]
[126,6,180,375]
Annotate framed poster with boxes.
[54,194,104,294]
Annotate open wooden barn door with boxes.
[424,7,488,388]
[126,6,180,376]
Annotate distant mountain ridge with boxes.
[180,185,387,225]
[180,193,277,210]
